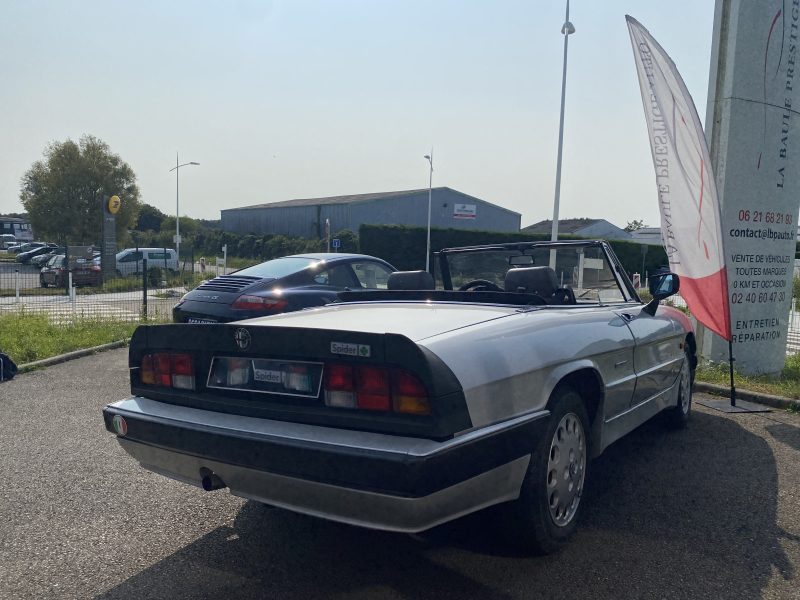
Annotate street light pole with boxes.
[169,153,199,269]
[424,151,433,272]
[550,0,575,267]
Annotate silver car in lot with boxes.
[103,239,695,553]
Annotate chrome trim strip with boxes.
[604,385,674,424]
[633,355,684,378]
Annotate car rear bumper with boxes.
[172,300,239,323]
[103,397,548,532]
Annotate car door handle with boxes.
[619,313,635,323]
[614,360,629,368]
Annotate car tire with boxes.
[662,345,694,429]
[40,277,47,288]
[500,386,589,554]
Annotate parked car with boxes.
[9,241,45,255]
[172,253,397,323]
[30,247,66,268]
[115,248,178,277]
[103,239,694,553]
[17,243,58,264]
[39,254,102,287]
[0,234,16,249]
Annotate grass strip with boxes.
[696,353,800,400]
[0,313,139,364]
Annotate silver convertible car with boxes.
[103,240,695,553]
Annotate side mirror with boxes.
[648,272,680,300]
[642,272,680,316]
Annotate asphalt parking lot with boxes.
[1,348,798,600]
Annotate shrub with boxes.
[147,266,163,287]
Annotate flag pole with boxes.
[728,339,736,407]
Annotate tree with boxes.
[624,219,647,232]
[20,135,140,245]
[160,216,200,237]
[136,203,167,231]
[332,229,359,253]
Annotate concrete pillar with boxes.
[703,0,800,374]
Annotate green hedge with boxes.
[133,222,671,276]
[358,224,668,276]
[129,229,359,262]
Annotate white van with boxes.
[0,234,16,250]
[115,248,178,276]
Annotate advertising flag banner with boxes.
[626,16,731,341]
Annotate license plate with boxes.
[207,357,323,398]
[188,317,217,324]
[253,368,283,384]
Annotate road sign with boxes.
[107,195,121,214]
[332,238,341,249]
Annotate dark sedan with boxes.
[173,253,396,323]
[31,247,66,268]
[8,242,45,254]
[40,255,102,287]
[16,244,56,263]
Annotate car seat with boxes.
[504,267,575,304]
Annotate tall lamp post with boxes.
[169,153,199,270]
[550,0,575,267]
[424,151,433,272]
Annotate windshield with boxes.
[441,244,630,304]
[234,256,320,279]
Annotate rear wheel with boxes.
[663,346,694,428]
[40,276,47,288]
[501,387,589,554]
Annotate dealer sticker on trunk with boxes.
[331,342,371,358]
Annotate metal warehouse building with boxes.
[220,188,521,237]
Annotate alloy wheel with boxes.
[546,412,586,527]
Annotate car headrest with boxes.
[387,270,435,290]
[504,266,558,296]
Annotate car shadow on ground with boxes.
[96,411,793,599]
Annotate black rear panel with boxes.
[128,324,471,439]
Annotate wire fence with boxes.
[4,249,800,356]
[0,247,233,324]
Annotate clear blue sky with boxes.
[0,0,715,229]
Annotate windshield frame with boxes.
[435,239,640,305]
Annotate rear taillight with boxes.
[231,294,289,312]
[324,364,430,415]
[356,366,391,411]
[393,370,431,415]
[139,353,195,390]
[324,364,355,408]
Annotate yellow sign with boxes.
[108,195,121,215]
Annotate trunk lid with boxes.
[236,302,519,341]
